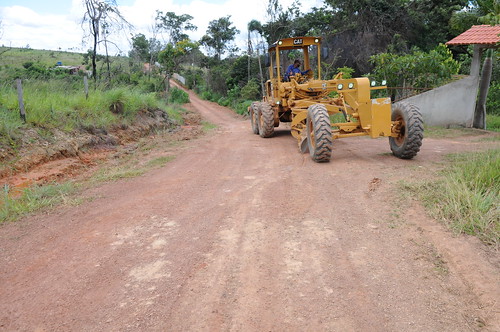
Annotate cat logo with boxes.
[293,38,303,45]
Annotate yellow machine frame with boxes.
[264,36,393,145]
[249,36,423,162]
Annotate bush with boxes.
[335,66,354,79]
[487,82,500,116]
[234,100,253,115]
[370,44,460,89]
[168,87,189,104]
[240,79,261,101]
[486,114,500,132]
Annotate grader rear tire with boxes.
[389,102,423,159]
[307,104,332,162]
[250,102,260,135]
[259,103,274,138]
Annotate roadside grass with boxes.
[201,121,217,131]
[423,115,500,137]
[423,126,487,139]
[91,166,146,183]
[401,149,499,246]
[146,156,176,168]
[486,114,500,132]
[475,135,500,142]
[1,80,170,133]
[0,182,79,222]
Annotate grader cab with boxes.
[249,36,423,162]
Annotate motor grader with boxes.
[249,36,423,162]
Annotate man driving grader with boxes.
[249,36,423,163]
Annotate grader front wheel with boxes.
[259,103,274,138]
[389,102,423,159]
[307,104,332,162]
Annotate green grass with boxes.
[0,182,79,222]
[91,166,145,183]
[402,149,500,246]
[0,47,130,70]
[0,47,85,68]
[424,126,484,139]
[486,114,500,132]
[475,136,500,142]
[0,79,178,145]
[201,121,217,131]
[422,115,500,138]
[146,156,176,168]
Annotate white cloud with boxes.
[0,4,84,51]
[0,0,325,53]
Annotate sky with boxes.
[0,0,324,55]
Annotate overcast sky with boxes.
[0,0,324,55]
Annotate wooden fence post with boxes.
[16,79,26,122]
[84,75,89,99]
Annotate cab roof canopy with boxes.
[268,36,322,51]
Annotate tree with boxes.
[155,11,197,44]
[200,16,240,61]
[129,33,150,61]
[262,0,306,43]
[0,18,10,57]
[81,0,132,83]
[248,19,266,96]
[158,39,198,91]
[477,0,500,24]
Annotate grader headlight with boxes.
[314,38,319,43]
[348,83,354,89]
[337,84,344,90]
[371,81,376,87]
[382,80,387,86]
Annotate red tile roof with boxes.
[446,25,500,46]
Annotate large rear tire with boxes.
[307,104,332,162]
[259,103,274,138]
[389,102,423,159]
[250,102,260,135]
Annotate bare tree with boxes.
[81,0,132,83]
[248,20,266,96]
[0,18,10,57]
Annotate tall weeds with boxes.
[409,149,499,246]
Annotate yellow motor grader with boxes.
[249,36,423,162]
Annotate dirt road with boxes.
[1,87,499,332]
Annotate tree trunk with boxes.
[92,19,98,85]
[473,50,493,129]
[165,73,170,93]
[257,48,265,98]
[104,38,111,84]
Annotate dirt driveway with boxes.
[0,86,498,332]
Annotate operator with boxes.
[285,59,311,81]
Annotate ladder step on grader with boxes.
[249,36,423,162]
